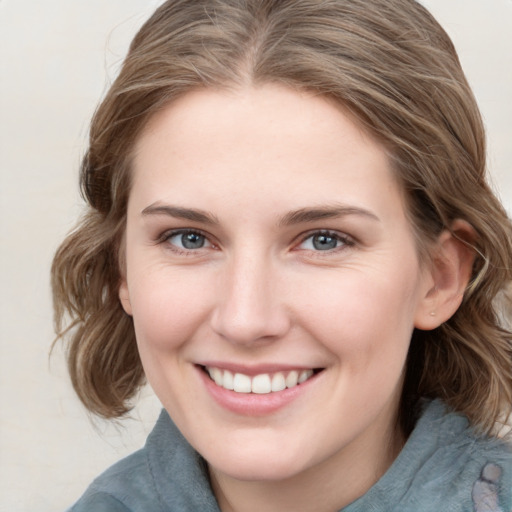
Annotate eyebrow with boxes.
[141,204,219,225]
[141,202,379,226]
[278,205,380,226]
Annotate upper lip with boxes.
[197,361,323,376]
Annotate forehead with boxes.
[130,84,405,223]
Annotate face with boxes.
[119,85,434,484]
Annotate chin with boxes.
[205,443,314,482]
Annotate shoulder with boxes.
[346,400,512,512]
[400,400,512,511]
[68,491,133,512]
[66,409,220,512]
[67,446,161,512]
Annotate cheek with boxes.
[298,268,419,362]
[128,267,214,352]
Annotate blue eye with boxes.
[166,230,211,250]
[299,232,350,251]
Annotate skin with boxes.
[119,84,473,512]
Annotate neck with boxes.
[209,415,405,512]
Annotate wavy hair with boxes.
[52,0,512,434]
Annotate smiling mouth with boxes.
[202,366,323,394]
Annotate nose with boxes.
[210,252,291,346]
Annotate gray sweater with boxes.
[68,400,512,511]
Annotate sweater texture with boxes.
[68,400,512,511]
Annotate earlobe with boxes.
[414,220,476,330]
[119,280,133,316]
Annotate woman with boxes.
[52,0,512,510]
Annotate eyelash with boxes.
[158,229,354,255]
[296,230,355,253]
[158,229,215,255]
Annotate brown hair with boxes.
[52,0,512,434]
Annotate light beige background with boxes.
[0,1,510,510]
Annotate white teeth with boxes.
[210,367,223,386]
[206,366,316,394]
[298,369,313,383]
[233,373,252,393]
[285,370,299,388]
[252,374,272,394]
[223,370,234,390]
[271,372,286,392]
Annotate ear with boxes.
[119,279,133,316]
[414,220,476,330]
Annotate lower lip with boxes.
[197,367,321,416]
